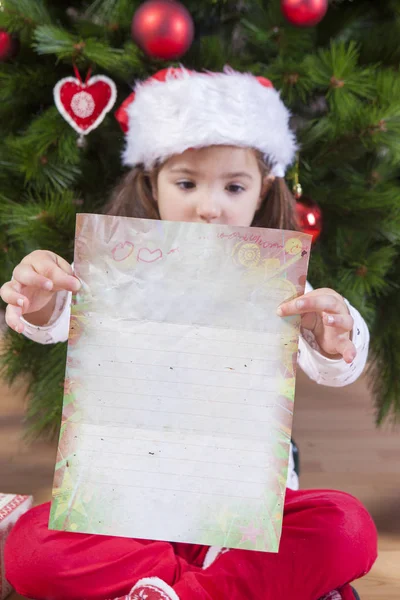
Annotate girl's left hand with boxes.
[277,288,356,364]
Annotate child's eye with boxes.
[177,180,195,190]
[227,184,245,194]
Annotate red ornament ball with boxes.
[296,197,322,243]
[0,30,18,62]
[281,0,328,27]
[132,0,194,60]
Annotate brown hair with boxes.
[104,154,299,231]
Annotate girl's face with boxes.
[154,146,271,227]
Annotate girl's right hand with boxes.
[0,250,81,333]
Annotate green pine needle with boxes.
[0,191,77,255]
[33,25,79,58]
[0,0,52,32]
[84,0,136,29]
[81,38,125,70]
[305,41,376,119]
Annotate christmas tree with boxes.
[1,0,399,438]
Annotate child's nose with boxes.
[196,194,222,222]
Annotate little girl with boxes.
[1,68,376,600]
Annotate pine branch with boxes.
[0,62,60,136]
[375,69,400,108]
[0,191,77,256]
[17,107,80,162]
[338,246,398,298]
[3,109,82,194]
[241,0,315,60]
[376,213,400,245]
[357,14,400,65]
[32,25,140,78]
[361,113,400,166]
[186,35,233,71]
[0,141,24,192]
[300,103,400,169]
[0,0,52,33]
[82,38,127,73]
[31,159,82,195]
[0,64,57,109]
[71,19,112,40]
[304,41,376,119]
[259,57,315,105]
[318,172,400,213]
[0,238,22,283]
[84,0,137,29]
[33,25,80,58]
[114,42,146,80]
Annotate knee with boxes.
[5,509,34,595]
[316,491,378,576]
[5,503,56,599]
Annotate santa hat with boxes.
[115,66,297,177]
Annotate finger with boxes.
[278,293,344,317]
[2,277,22,293]
[22,251,80,292]
[300,312,318,331]
[50,253,74,276]
[13,264,54,291]
[335,338,357,364]
[10,279,22,293]
[5,304,24,334]
[40,263,81,293]
[323,312,354,333]
[22,250,73,277]
[0,281,30,312]
[13,263,80,293]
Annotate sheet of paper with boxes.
[49,214,311,552]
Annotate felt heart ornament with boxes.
[54,67,117,136]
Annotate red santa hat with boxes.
[115,66,297,178]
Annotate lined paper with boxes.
[49,215,311,552]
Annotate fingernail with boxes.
[276,307,283,316]
[296,299,305,309]
[15,323,24,334]
[44,280,53,290]
[17,298,24,308]
[327,315,335,324]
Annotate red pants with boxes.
[5,488,377,600]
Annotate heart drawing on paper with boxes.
[138,248,163,263]
[112,242,135,262]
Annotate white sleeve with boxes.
[298,281,370,387]
[20,289,72,345]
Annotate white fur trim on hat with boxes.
[122,67,297,176]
